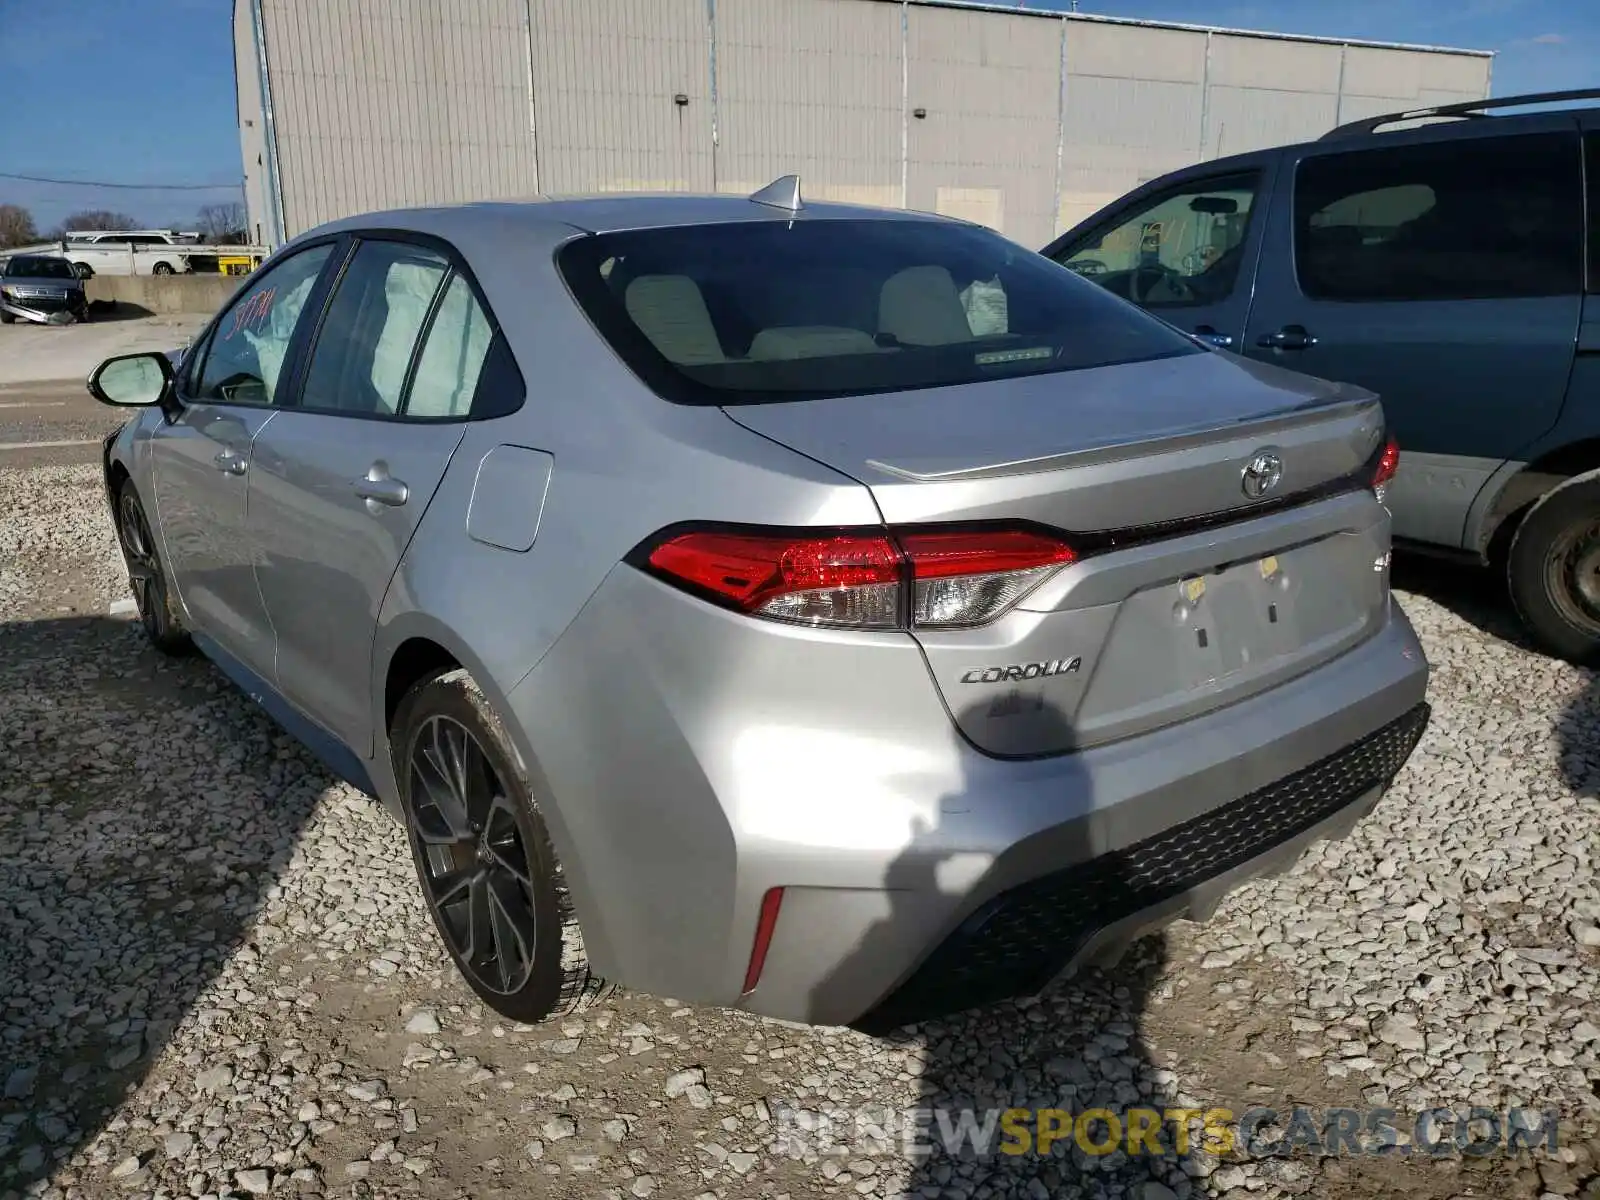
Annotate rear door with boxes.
[1041,155,1277,351]
[248,235,500,757]
[1243,120,1585,548]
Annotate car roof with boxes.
[300,190,960,244]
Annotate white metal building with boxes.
[233,0,1492,251]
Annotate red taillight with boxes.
[1372,436,1400,490]
[646,531,903,627]
[742,887,785,995]
[641,525,1076,630]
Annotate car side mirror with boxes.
[88,352,174,409]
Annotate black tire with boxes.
[0,310,13,325]
[1507,476,1600,665]
[114,479,192,655]
[151,262,175,276]
[391,670,611,1022]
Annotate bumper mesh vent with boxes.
[855,702,1430,1033]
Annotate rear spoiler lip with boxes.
[863,393,1382,483]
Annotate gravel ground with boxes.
[1,458,1597,1200]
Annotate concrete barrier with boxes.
[85,274,243,315]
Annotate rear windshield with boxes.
[557,217,1201,405]
[4,256,75,280]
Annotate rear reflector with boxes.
[640,525,1076,630]
[742,887,785,995]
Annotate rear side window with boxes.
[557,217,1200,405]
[299,241,449,415]
[407,275,494,418]
[1294,132,1583,302]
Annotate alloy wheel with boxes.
[118,491,163,640]
[406,715,539,996]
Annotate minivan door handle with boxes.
[1257,324,1317,351]
[1192,325,1234,348]
[353,463,409,509]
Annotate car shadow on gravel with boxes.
[0,615,328,1196]
[1558,655,1600,801]
[809,698,1186,1197]
[1390,550,1533,650]
[1387,552,1600,799]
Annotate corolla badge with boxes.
[960,658,1081,684]
[1241,448,1284,499]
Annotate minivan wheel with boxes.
[1507,477,1600,665]
[115,480,192,655]
[392,670,611,1022]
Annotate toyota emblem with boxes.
[1241,449,1283,499]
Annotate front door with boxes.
[148,241,337,673]
[1243,121,1585,548]
[1042,159,1277,352]
[249,238,497,757]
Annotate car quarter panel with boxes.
[362,214,884,975]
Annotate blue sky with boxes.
[0,0,1594,233]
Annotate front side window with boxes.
[195,243,334,405]
[1055,173,1260,309]
[1295,132,1583,302]
[298,241,449,416]
[558,218,1200,406]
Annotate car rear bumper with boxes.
[509,567,1430,1029]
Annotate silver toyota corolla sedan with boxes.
[88,179,1429,1033]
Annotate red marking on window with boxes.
[223,286,277,341]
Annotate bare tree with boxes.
[0,204,38,248]
[196,201,247,244]
[56,210,142,234]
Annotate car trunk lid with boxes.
[723,351,1393,756]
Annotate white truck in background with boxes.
[59,230,269,278]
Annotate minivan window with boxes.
[558,218,1201,405]
[1295,132,1583,302]
[1055,173,1260,308]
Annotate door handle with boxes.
[353,464,409,508]
[1257,324,1317,351]
[1192,325,1234,348]
[212,450,247,476]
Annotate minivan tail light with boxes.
[1371,435,1400,504]
[639,526,1076,630]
